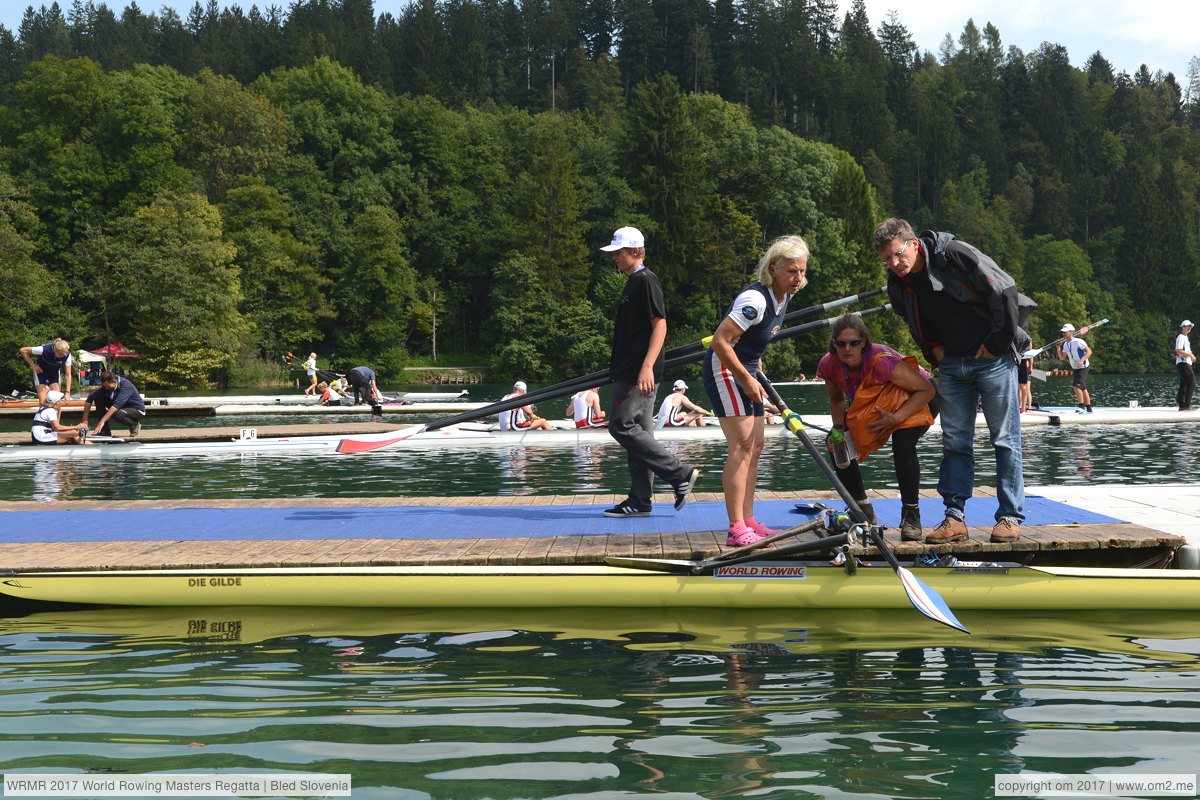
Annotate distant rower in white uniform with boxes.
[498,381,554,431]
[656,380,711,428]
[570,387,608,428]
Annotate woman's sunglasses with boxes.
[833,338,865,348]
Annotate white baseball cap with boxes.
[513,381,527,391]
[45,390,65,404]
[599,226,645,252]
[673,379,688,391]
[1183,320,1194,327]
[1060,323,1075,332]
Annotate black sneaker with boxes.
[129,421,141,437]
[673,468,700,510]
[603,500,651,518]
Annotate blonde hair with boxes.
[756,235,810,287]
[52,338,70,354]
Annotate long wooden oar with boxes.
[758,372,970,634]
[1023,318,1109,359]
[336,302,892,453]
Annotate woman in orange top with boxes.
[816,313,936,541]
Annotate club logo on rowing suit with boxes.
[740,305,758,321]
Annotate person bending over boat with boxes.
[569,386,608,429]
[875,217,1031,544]
[81,371,145,438]
[817,314,936,541]
[655,380,710,428]
[346,366,380,405]
[20,339,73,404]
[31,390,89,445]
[315,381,343,406]
[600,226,699,518]
[498,381,554,431]
[702,234,808,545]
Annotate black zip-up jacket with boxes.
[887,231,1034,366]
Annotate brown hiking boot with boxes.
[925,515,968,544]
[856,499,877,525]
[990,518,1021,542]
[899,504,923,541]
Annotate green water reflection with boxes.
[1,605,1198,799]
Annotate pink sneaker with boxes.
[751,521,781,537]
[726,527,768,547]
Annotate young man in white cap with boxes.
[600,226,699,517]
[1174,320,1195,411]
[1057,323,1093,412]
[498,381,553,430]
[656,379,711,428]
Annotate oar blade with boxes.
[335,425,427,454]
[896,565,970,633]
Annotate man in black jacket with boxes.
[873,218,1028,545]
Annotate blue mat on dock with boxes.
[3,496,1124,543]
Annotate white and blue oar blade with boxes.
[896,565,970,634]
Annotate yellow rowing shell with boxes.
[4,562,1200,610]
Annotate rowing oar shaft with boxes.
[424,302,892,433]
[757,371,970,635]
[1023,318,1110,359]
[435,289,888,427]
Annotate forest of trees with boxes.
[0,0,1198,388]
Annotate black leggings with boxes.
[832,425,927,506]
[1178,362,1195,409]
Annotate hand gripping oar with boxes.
[758,372,970,634]
[336,301,894,453]
[605,528,859,575]
[1023,318,1110,359]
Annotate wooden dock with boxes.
[0,488,1183,577]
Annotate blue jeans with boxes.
[936,354,1024,523]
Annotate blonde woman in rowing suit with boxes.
[656,380,710,428]
[303,353,319,395]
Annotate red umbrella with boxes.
[88,343,140,358]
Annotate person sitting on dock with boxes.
[19,339,73,404]
[81,371,145,438]
[31,390,89,445]
[499,381,554,431]
[569,386,608,429]
[816,313,936,541]
[346,366,380,405]
[655,380,710,428]
[1058,324,1093,413]
[315,381,343,406]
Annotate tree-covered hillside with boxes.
[1,0,1197,387]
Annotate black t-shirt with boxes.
[902,268,992,358]
[609,267,668,384]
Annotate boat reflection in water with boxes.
[2,604,1198,798]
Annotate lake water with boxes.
[2,372,1199,797]
[1,373,1194,500]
